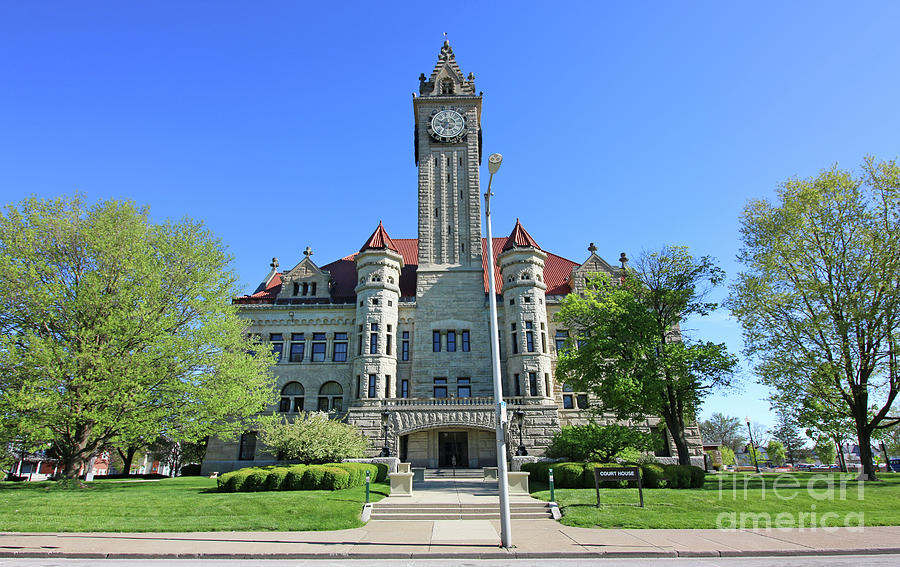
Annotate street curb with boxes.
[2,548,900,559]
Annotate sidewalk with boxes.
[2,476,900,559]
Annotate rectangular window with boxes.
[433,377,448,398]
[544,373,551,398]
[270,333,283,362]
[332,397,342,412]
[577,394,589,409]
[541,333,547,353]
[457,377,471,398]
[279,397,291,413]
[333,333,348,361]
[386,334,392,356]
[555,330,569,354]
[529,372,538,396]
[401,379,409,398]
[358,333,363,355]
[311,333,326,362]
[368,375,377,398]
[402,331,410,361]
[514,373,521,397]
[563,394,574,409]
[356,375,361,398]
[310,282,317,295]
[293,397,304,412]
[238,432,256,461]
[447,331,456,352]
[525,322,534,353]
[370,332,378,354]
[386,375,392,398]
[433,330,441,352]
[461,330,470,352]
[290,333,305,362]
[512,333,518,354]
[318,397,329,411]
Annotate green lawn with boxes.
[0,476,389,532]
[531,472,900,529]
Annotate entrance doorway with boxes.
[438,431,469,468]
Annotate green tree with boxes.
[746,444,763,468]
[555,247,738,465]
[769,409,806,465]
[546,422,657,463]
[256,412,368,464]
[814,436,837,466]
[730,158,900,479]
[699,412,747,452]
[767,440,787,466]
[0,196,275,478]
[719,445,737,466]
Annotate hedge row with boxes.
[521,461,705,489]
[217,461,387,492]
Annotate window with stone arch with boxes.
[279,381,304,413]
[440,77,454,94]
[318,381,343,412]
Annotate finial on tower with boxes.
[303,246,313,258]
[271,257,279,269]
[619,252,629,270]
[588,243,597,254]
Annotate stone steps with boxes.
[423,468,484,479]
[370,502,553,521]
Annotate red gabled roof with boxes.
[359,221,399,253]
[501,218,541,251]
[235,237,578,304]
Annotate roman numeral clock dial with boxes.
[427,109,466,143]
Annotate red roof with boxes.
[359,221,399,253]
[235,238,578,303]
[501,219,541,251]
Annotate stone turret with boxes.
[353,222,403,401]
[498,220,553,400]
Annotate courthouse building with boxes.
[202,42,702,473]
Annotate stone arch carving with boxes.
[392,409,496,436]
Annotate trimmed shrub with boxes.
[321,467,351,490]
[219,469,253,492]
[372,462,389,483]
[264,468,289,491]
[329,462,378,488]
[662,464,691,489]
[240,469,270,492]
[640,463,666,488]
[283,465,308,491]
[554,463,587,488]
[180,464,202,476]
[688,465,706,488]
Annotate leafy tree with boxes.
[770,409,806,465]
[149,436,208,477]
[256,412,368,464]
[546,422,657,463]
[555,247,738,465]
[767,440,786,466]
[814,436,837,465]
[719,445,737,466]
[746,444,763,468]
[699,413,747,452]
[730,158,900,479]
[0,196,275,478]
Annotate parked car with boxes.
[890,458,900,472]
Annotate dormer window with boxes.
[293,283,300,296]
[440,77,454,94]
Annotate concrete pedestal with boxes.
[483,467,498,481]
[507,471,530,494]
[412,467,425,483]
[389,472,414,496]
[397,462,411,473]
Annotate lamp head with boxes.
[488,153,503,174]
[745,416,751,424]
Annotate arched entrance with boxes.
[398,425,496,468]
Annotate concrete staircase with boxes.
[370,501,553,521]
[424,468,484,479]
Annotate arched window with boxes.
[318,381,343,412]
[279,381,305,413]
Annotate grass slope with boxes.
[531,472,900,529]
[0,476,388,532]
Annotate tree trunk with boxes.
[857,432,879,481]
[881,442,892,473]
[834,437,847,472]
[664,413,692,465]
[117,445,138,476]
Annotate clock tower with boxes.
[414,40,482,268]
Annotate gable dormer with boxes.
[569,243,622,296]
[419,40,477,97]
[277,247,332,301]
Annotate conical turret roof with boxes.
[502,219,541,252]
[359,221,399,253]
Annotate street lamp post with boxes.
[380,411,390,457]
[515,410,528,456]
[745,416,760,473]
[484,152,513,549]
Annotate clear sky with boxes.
[2,2,899,432]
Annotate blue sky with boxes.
[3,2,899,432]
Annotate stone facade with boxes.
[201,42,702,475]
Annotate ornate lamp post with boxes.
[484,152,513,548]
[514,410,528,456]
[745,416,760,473]
[380,411,390,457]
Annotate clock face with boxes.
[428,109,466,142]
